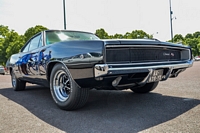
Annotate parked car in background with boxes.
[0,65,5,75]
[194,56,200,61]
[7,30,193,110]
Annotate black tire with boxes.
[130,82,159,93]
[50,63,89,110]
[11,71,26,91]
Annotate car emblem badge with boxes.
[163,52,170,56]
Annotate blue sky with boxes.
[0,0,200,41]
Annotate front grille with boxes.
[106,47,181,63]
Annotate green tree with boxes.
[184,38,200,56]
[173,34,184,43]
[0,29,24,65]
[6,34,25,59]
[95,28,109,39]
[129,30,152,39]
[0,25,11,65]
[24,25,48,42]
[181,31,200,56]
[113,33,123,39]
[185,33,193,39]
[95,29,152,39]
[123,32,132,39]
[193,31,200,38]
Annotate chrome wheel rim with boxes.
[12,72,16,87]
[53,70,71,102]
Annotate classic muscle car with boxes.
[8,30,193,110]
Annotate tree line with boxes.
[0,25,200,66]
[172,33,200,56]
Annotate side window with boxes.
[29,34,41,51]
[38,37,43,47]
[22,42,31,52]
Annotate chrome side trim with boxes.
[106,60,189,66]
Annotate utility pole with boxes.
[169,0,173,42]
[63,0,67,29]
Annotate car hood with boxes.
[102,39,190,48]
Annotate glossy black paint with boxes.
[8,30,104,87]
[8,30,192,89]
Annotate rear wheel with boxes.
[50,63,89,110]
[11,71,26,91]
[130,82,159,93]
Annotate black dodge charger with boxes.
[7,30,193,110]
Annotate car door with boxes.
[17,33,43,80]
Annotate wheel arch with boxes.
[46,61,70,82]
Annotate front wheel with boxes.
[11,71,26,91]
[130,82,159,93]
[50,63,89,110]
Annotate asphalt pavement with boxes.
[0,62,200,133]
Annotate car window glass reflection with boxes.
[29,34,41,51]
[22,41,31,52]
[46,31,99,45]
[38,37,43,48]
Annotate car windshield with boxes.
[46,31,100,45]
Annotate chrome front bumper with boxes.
[94,60,193,84]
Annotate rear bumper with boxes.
[94,60,193,85]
